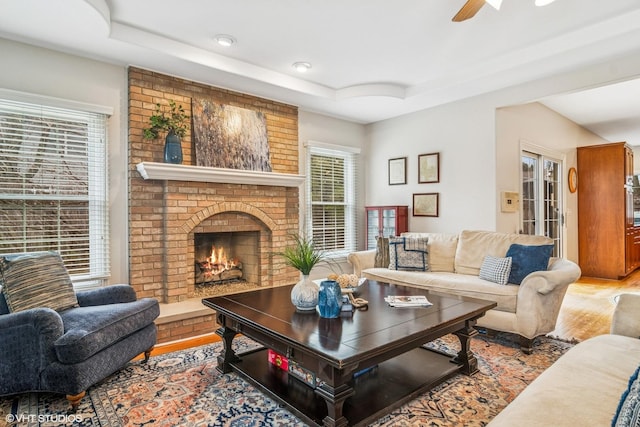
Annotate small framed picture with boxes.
[418,152,440,183]
[413,193,439,217]
[388,157,407,185]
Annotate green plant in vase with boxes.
[280,234,326,312]
[143,100,189,164]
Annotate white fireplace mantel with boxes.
[136,162,306,187]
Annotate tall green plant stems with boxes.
[279,234,326,276]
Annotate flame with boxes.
[204,245,238,277]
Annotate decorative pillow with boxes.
[374,236,390,268]
[505,243,554,285]
[388,236,429,271]
[479,255,513,285]
[612,365,640,427]
[0,252,79,313]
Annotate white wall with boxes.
[365,97,496,234]
[496,102,608,261]
[0,38,129,284]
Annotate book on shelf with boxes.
[384,295,432,307]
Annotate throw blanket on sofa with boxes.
[389,236,429,271]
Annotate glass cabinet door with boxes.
[382,209,397,237]
[367,209,380,249]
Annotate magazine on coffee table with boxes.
[384,295,432,307]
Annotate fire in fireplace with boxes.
[195,245,243,284]
[194,231,259,287]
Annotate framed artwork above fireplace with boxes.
[192,97,272,172]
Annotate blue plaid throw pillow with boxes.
[479,255,513,285]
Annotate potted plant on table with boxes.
[143,100,189,164]
[280,234,327,313]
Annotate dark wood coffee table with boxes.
[202,280,496,427]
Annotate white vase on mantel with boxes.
[290,274,319,313]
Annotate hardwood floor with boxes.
[145,270,640,357]
[551,268,640,342]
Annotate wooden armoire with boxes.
[577,142,639,279]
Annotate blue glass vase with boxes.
[164,132,183,164]
[318,280,342,318]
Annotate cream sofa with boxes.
[488,293,640,426]
[347,230,582,353]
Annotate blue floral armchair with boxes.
[0,252,159,409]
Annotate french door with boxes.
[521,150,564,257]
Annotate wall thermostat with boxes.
[501,191,520,213]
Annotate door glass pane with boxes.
[543,159,561,257]
[521,152,562,258]
[521,154,537,235]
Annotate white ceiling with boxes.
[2,0,640,142]
[539,78,640,147]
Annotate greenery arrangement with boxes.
[279,234,326,276]
[143,100,190,139]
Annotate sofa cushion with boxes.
[486,334,640,427]
[389,236,429,271]
[0,252,79,313]
[506,244,554,285]
[402,232,458,272]
[374,236,390,268]
[479,255,512,285]
[362,268,518,312]
[612,365,640,427]
[55,297,160,364]
[454,230,552,275]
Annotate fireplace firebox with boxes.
[194,231,259,289]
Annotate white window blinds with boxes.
[0,96,110,286]
[306,142,360,258]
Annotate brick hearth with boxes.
[128,68,302,343]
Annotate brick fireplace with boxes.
[128,68,302,342]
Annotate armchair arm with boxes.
[514,259,581,338]
[611,293,640,337]
[76,284,138,307]
[0,308,64,394]
[347,250,376,277]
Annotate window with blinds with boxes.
[306,143,359,258]
[0,97,109,287]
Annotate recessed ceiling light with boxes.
[534,0,556,6]
[292,62,312,73]
[214,34,236,47]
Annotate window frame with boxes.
[305,141,360,259]
[0,89,112,288]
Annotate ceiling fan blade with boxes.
[452,0,486,22]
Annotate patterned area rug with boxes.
[0,333,573,427]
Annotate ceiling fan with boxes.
[452,0,557,22]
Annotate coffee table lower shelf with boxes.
[230,346,462,426]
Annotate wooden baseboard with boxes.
[133,332,221,361]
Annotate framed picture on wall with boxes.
[388,157,407,185]
[418,152,440,183]
[413,193,439,217]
